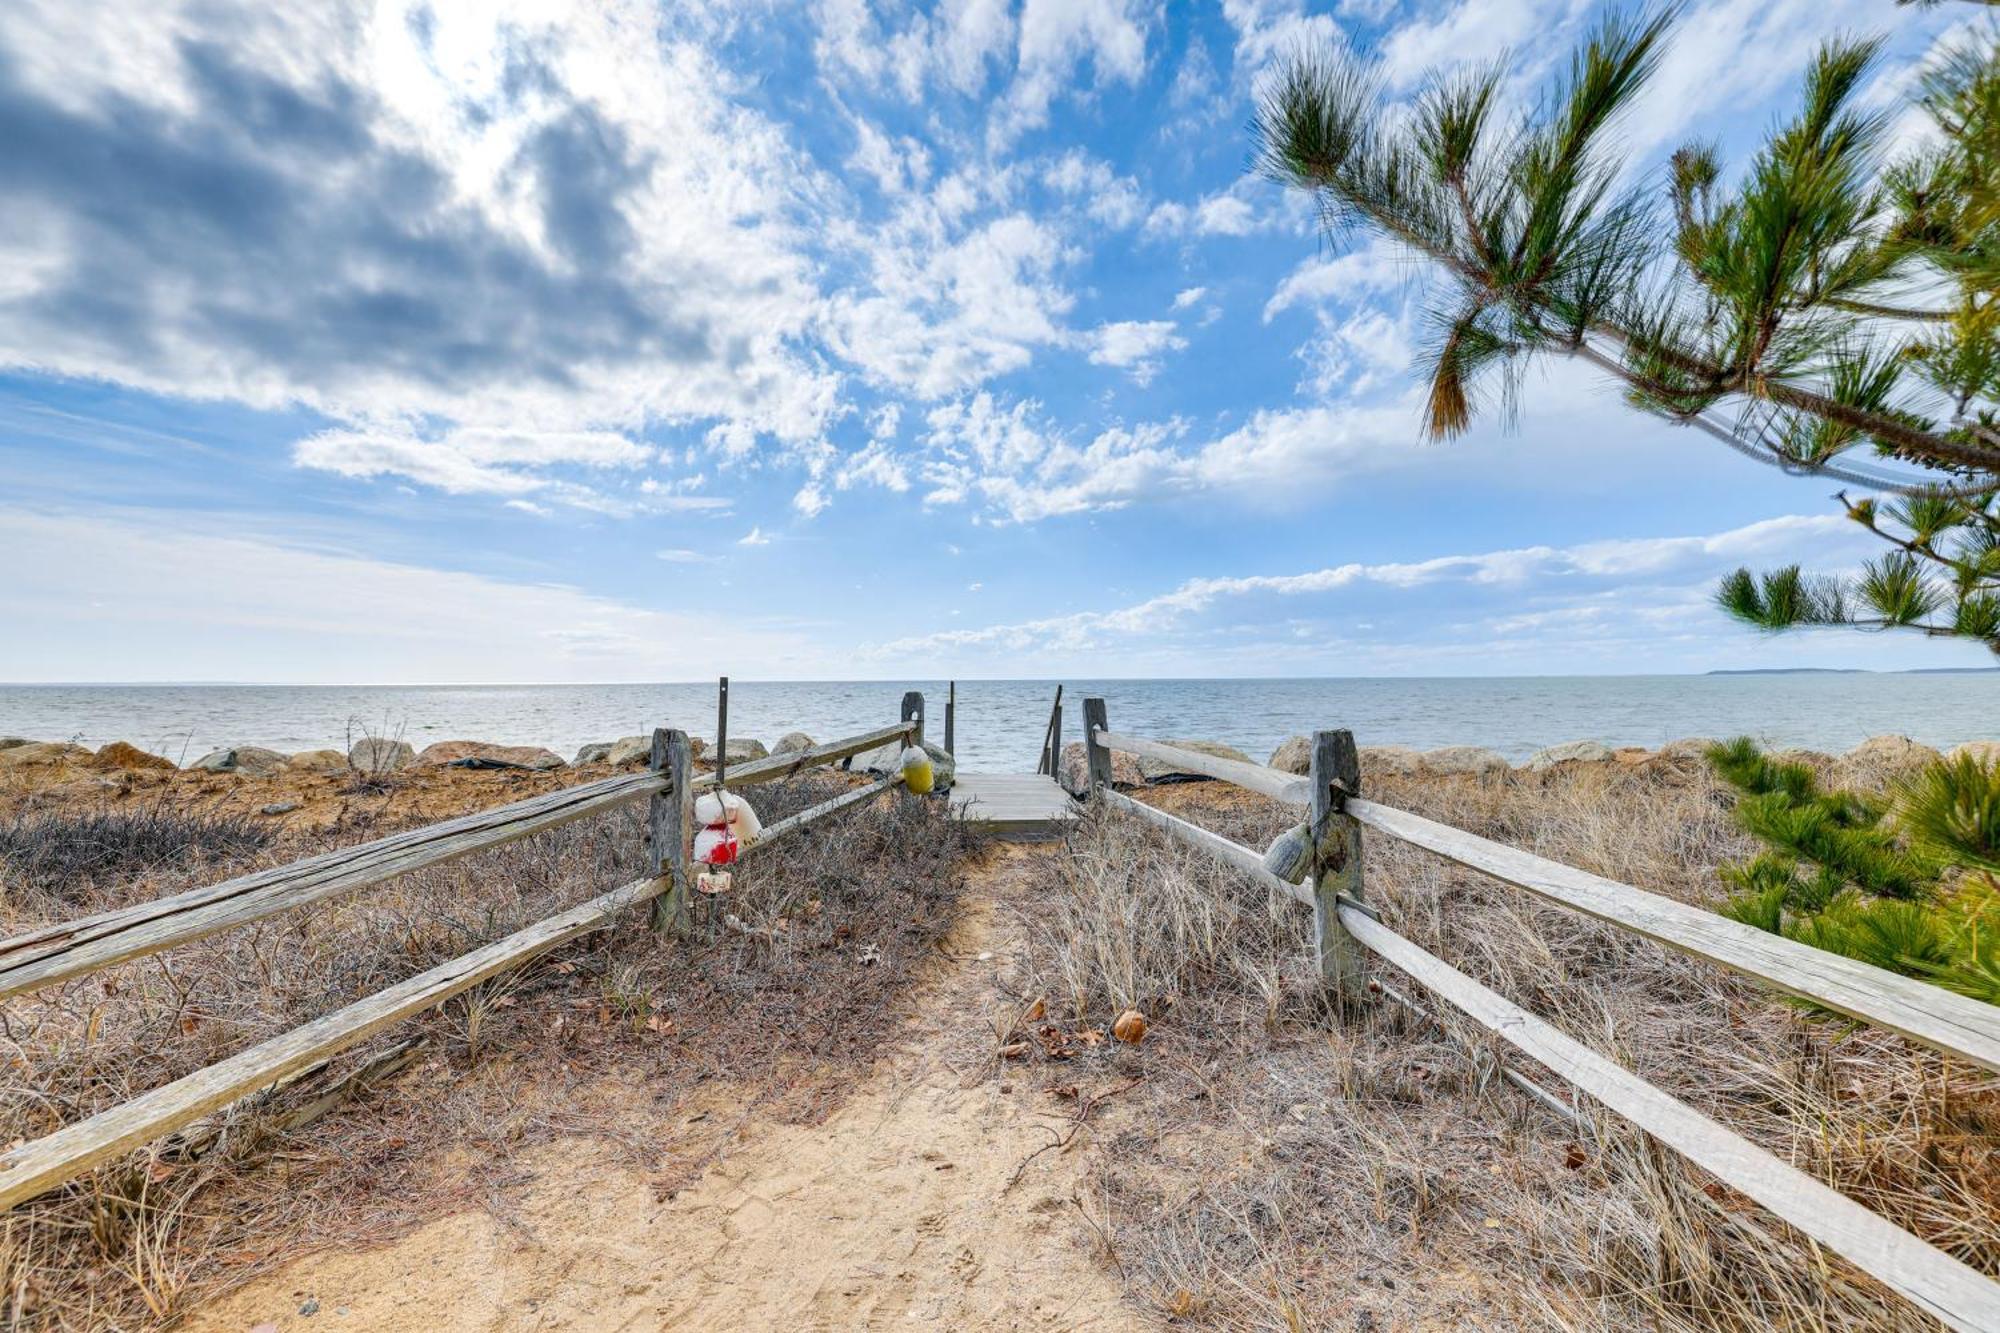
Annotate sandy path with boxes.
[187,846,1147,1332]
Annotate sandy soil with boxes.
[183,846,1149,1333]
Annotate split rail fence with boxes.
[0,694,933,1211]
[1080,697,2000,1333]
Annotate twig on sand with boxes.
[1006,1075,1143,1190]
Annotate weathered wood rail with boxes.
[0,711,921,1210]
[1084,703,2000,1333]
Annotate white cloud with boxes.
[1172,286,1209,309]
[872,512,1860,663]
[738,525,772,546]
[657,547,720,564]
[1085,319,1187,384]
[0,506,815,682]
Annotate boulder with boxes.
[1268,736,1312,775]
[1947,740,2000,767]
[0,738,29,750]
[90,741,175,772]
[605,735,653,766]
[0,741,91,769]
[1842,735,1943,772]
[413,741,566,771]
[287,749,349,775]
[1612,747,1653,766]
[189,746,288,777]
[1359,745,1423,779]
[1054,740,1144,794]
[1420,746,1510,777]
[1657,737,1719,762]
[573,741,614,765]
[1525,740,1613,771]
[860,740,956,790]
[720,738,768,763]
[347,738,414,775]
[772,731,817,756]
[1137,739,1255,784]
[260,801,300,816]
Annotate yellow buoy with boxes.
[900,744,935,795]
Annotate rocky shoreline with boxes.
[5,728,1996,789]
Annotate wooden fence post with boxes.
[1310,729,1365,1000]
[648,728,694,937]
[1082,697,1112,792]
[944,680,956,755]
[715,675,729,789]
[901,690,925,748]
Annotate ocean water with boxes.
[2,675,1996,773]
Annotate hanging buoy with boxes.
[693,791,761,866]
[1261,823,1312,882]
[900,745,935,795]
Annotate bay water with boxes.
[3,674,1996,773]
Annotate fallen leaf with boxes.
[1023,998,1046,1023]
[1563,1144,1587,1171]
[998,1042,1031,1060]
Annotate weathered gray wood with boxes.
[1048,690,1062,779]
[1100,789,1311,907]
[945,681,956,755]
[0,874,670,1210]
[0,771,664,1003]
[741,776,900,854]
[715,676,730,789]
[1092,732,1309,805]
[1346,797,2000,1075]
[1338,903,2000,1333]
[1311,730,1365,999]
[951,773,1076,839]
[1082,698,1113,791]
[704,722,912,791]
[1105,789,1578,1121]
[649,729,694,936]
[901,691,925,749]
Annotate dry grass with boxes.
[1012,756,2000,1331]
[0,771,977,1329]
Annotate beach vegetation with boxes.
[1708,737,2000,1002]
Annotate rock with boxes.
[1268,736,1312,775]
[1525,740,1613,771]
[0,737,29,750]
[1359,745,1423,779]
[1054,740,1143,794]
[90,741,175,771]
[1420,746,1510,776]
[573,741,614,765]
[0,741,91,769]
[860,740,956,790]
[1657,737,1719,762]
[772,731,817,756]
[1612,747,1652,766]
[604,735,653,767]
[1946,740,2000,768]
[721,738,768,763]
[412,741,566,771]
[1842,735,1943,772]
[286,749,349,775]
[260,801,300,816]
[1137,739,1254,784]
[348,738,414,775]
[188,746,288,777]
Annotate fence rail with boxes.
[1085,704,2000,1333]
[0,712,920,1210]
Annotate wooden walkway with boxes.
[949,772,1076,840]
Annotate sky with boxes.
[1,0,1993,684]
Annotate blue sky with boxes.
[1,0,1992,683]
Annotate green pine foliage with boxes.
[1707,738,2000,1004]
[1255,11,2000,656]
